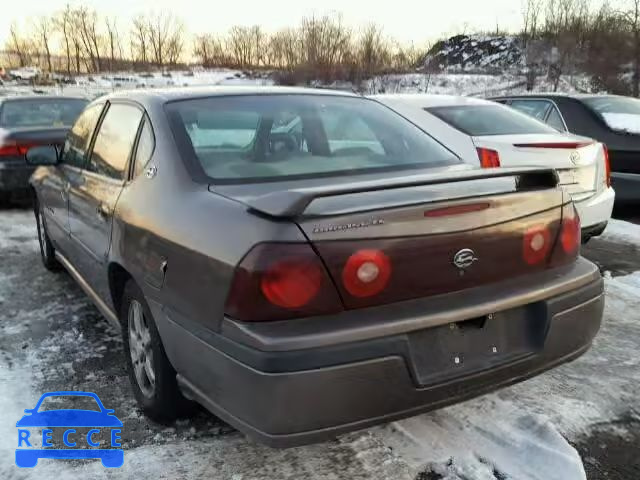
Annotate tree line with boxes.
[3,6,426,83]
[521,0,640,95]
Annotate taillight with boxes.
[560,203,581,255]
[0,141,37,158]
[522,226,552,265]
[342,249,391,297]
[603,144,611,188]
[225,243,342,322]
[477,148,501,168]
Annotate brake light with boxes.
[522,225,552,265]
[261,258,323,308]
[225,243,342,322]
[603,144,611,188]
[342,249,391,297]
[512,142,593,149]
[561,204,581,255]
[424,202,491,217]
[0,141,38,158]
[477,148,501,168]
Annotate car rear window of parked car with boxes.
[0,98,88,128]
[582,96,640,134]
[166,94,461,183]
[427,104,557,136]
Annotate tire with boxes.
[121,280,191,421]
[34,199,62,272]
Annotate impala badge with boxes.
[453,248,478,273]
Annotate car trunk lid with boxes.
[214,167,573,311]
[472,133,603,201]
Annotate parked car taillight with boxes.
[341,249,391,298]
[476,147,501,168]
[522,225,552,265]
[603,144,612,188]
[0,141,38,159]
[560,203,581,255]
[225,243,342,322]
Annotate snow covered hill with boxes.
[422,34,524,72]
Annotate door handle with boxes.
[96,204,111,221]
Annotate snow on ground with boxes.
[599,218,640,246]
[0,209,638,480]
[1,67,589,101]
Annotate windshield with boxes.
[0,98,88,128]
[166,94,460,183]
[36,395,101,412]
[427,104,557,136]
[582,96,640,133]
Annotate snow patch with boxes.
[600,219,640,246]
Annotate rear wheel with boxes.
[121,280,191,420]
[34,200,61,272]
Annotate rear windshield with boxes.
[427,104,557,136]
[166,94,460,183]
[582,96,640,134]
[0,98,88,128]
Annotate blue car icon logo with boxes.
[16,391,123,468]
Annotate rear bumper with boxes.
[154,259,604,448]
[574,186,614,230]
[0,162,35,193]
[610,172,640,203]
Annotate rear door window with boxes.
[88,103,143,180]
[427,105,557,136]
[509,100,552,121]
[546,107,566,131]
[132,117,155,178]
[60,104,104,169]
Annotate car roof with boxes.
[101,86,358,108]
[373,94,496,108]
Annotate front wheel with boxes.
[34,200,61,272]
[121,280,191,421]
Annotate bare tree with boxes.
[193,33,228,67]
[55,6,73,76]
[6,23,32,67]
[145,12,184,67]
[105,17,122,71]
[131,15,150,66]
[622,0,640,97]
[35,17,53,72]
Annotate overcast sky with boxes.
[0,0,528,47]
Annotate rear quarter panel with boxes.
[110,102,305,333]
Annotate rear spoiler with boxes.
[246,167,559,218]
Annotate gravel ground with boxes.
[0,206,638,480]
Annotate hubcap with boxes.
[128,300,155,398]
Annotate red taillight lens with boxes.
[477,148,501,168]
[0,141,37,158]
[225,243,342,322]
[603,144,611,188]
[561,204,581,255]
[342,249,391,298]
[261,258,323,309]
[522,225,552,265]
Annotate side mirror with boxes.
[26,145,59,166]
[23,409,34,414]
